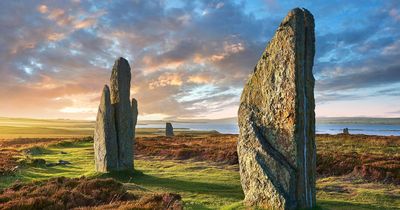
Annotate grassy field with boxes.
[0,137,399,209]
[0,117,399,209]
[0,140,243,209]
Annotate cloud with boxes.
[317,64,400,91]
[149,73,183,89]
[0,0,399,119]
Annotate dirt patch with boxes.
[0,177,182,210]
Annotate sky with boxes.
[0,0,399,120]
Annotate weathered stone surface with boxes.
[166,123,174,137]
[110,57,134,170]
[94,85,118,172]
[237,8,316,210]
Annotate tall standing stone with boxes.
[166,122,174,137]
[110,57,134,170]
[94,85,118,172]
[237,8,316,210]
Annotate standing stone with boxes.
[166,122,174,137]
[237,8,316,210]
[131,98,138,168]
[343,128,349,135]
[132,98,138,137]
[94,85,118,172]
[110,57,134,170]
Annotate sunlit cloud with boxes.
[188,75,212,84]
[149,73,183,89]
[0,0,399,120]
[37,5,48,14]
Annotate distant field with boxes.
[0,117,216,139]
[0,117,94,138]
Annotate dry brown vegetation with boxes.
[0,177,182,210]
[135,134,238,165]
[135,134,400,184]
[0,149,19,176]
[317,134,400,184]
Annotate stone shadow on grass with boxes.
[97,169,244,200]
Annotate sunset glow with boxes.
[0,1,399,120]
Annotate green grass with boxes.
[1,140,399,210]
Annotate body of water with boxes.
[138,122,400,136]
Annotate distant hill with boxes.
[316,117,400,125]
[143,117,400,125]
[140,117,238,124]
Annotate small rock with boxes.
[31,158,46,166]
[58,160,71,165]
[11,166,19,172]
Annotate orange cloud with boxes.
[37,5,48,14]
[210,42,245,62]
[188,75,212,84]
[149,73,183,89]
[47,8,73,26]
[74,18,96,29]
[9,42,36,54]
[47,33,65,41]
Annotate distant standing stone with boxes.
[131,98,138,169]
[110,57,134,171]
[166,122,174,137]
[132,98,138,137]
[237,8,316,209]
[343,128,349,135]
[94,85,118,172]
